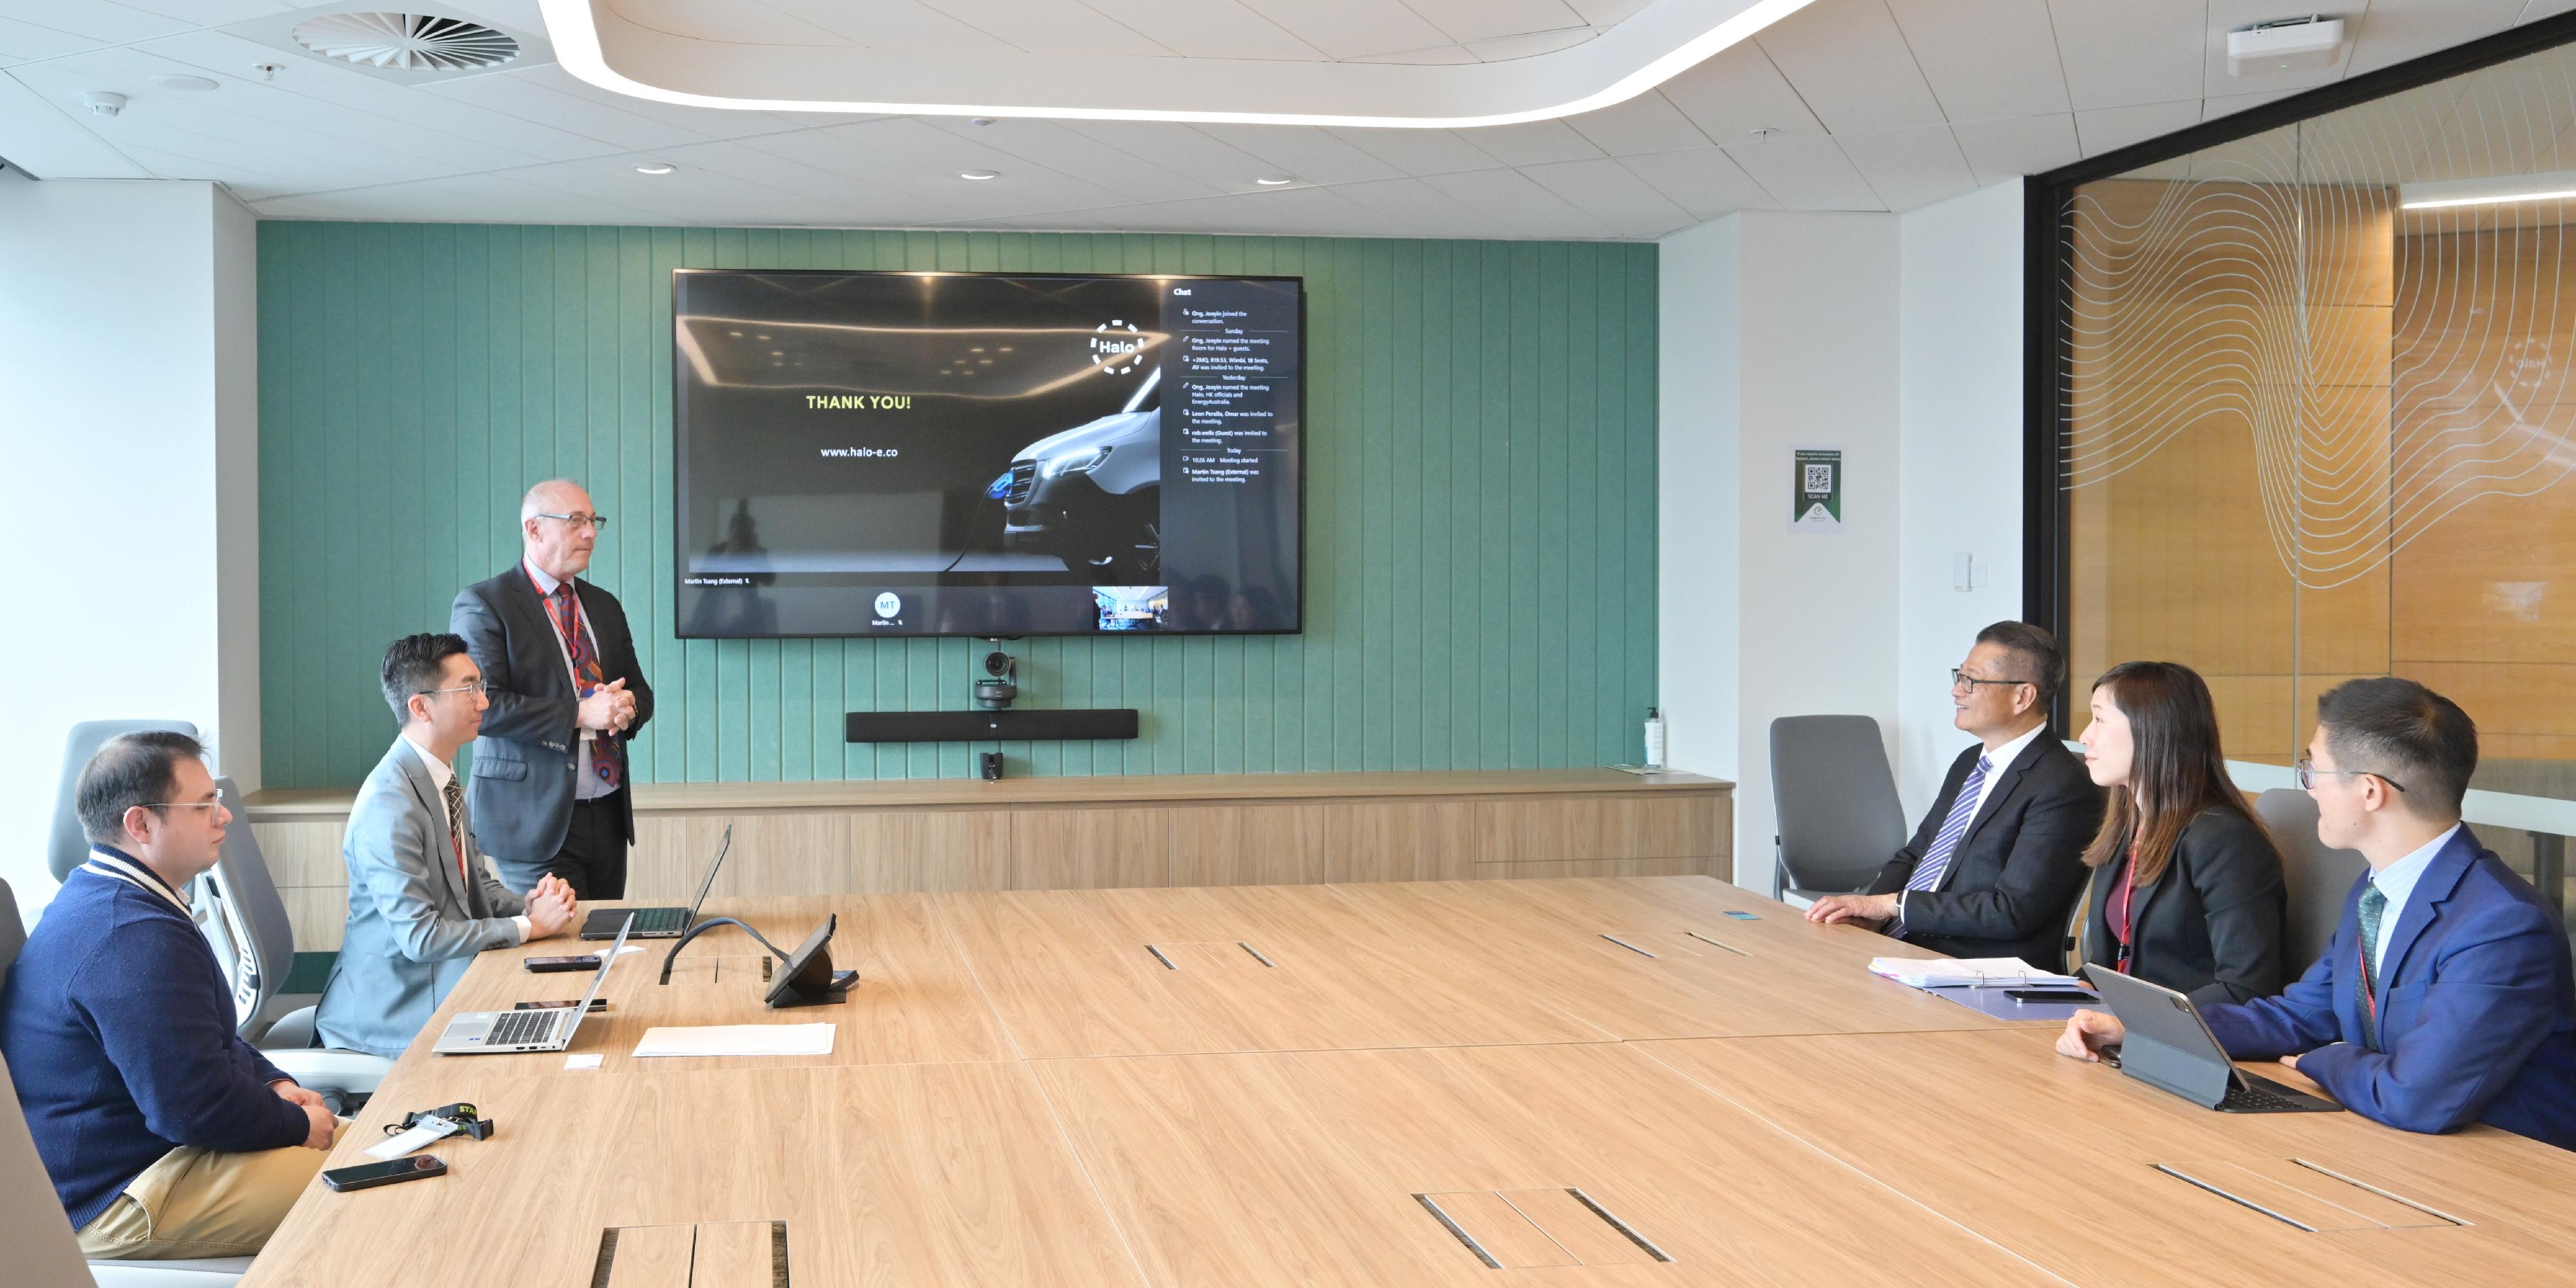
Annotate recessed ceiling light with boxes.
[960,169,999,181]
[151,75,220,92]
[1255,175,1295,185]
[634,162,675,175]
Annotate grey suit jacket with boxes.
[314,737,527,1059]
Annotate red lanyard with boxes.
[2113,842,2140,974]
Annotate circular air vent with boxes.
[291,12,520,72]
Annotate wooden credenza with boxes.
[243,770,1732,951]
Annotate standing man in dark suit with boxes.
[1806,621,2102,970]
[453,478,653,898]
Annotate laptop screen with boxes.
[680,826,735,927]
[559,914,631,1046]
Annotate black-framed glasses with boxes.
[1951,668,2034,692]
[2295,757,2407,793]
[534,511,608,531]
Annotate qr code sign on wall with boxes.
[1803,463,1833,494]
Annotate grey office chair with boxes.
[0,886,252,1287]
[1770,715,1908,900]
[2255,788,2371,972]
[49,721,200,884]
[199,778,390,1101]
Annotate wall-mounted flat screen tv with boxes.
[674,270,1302,638]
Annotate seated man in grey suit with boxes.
[316,633,579,1057]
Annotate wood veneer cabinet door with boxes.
[1009,808,1171,889]
[1166,804,1326,887]
[1318,800,1478,882]
[849,810,1010,892]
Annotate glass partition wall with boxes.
[2034,19,2576,916]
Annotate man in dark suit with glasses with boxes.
[1806,621,2101,972]
[452,478,654,899]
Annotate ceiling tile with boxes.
[2346,0,2523,79]
[922,116,1222,203]
[1421,166,1618,236]
[1401,0,1586,45]
[1619,147,1779,220]
[1519,156,1695,236]
[1465,28,1598,62]
[1565,0,1650,21]
[755,0,1018,53]
[1834,123,1978,211]
[2045,0,2204,111]
[2201,87,2300,121]
[1327,124,1501,175]
[2523,0,2576,19]
[1057,119,1288,193]
[1191,124,1405,184]
[1883,0,2070,122]
[1347,43,1477,64]
[1066,0,1323,59]
[415,69,717,153]
[1454,118,1602,166]
[914,0,1173,57]
[1950,111,2081,183]
[1660,41,1824,142]
[1756,0,1947,133]
[2073,100,2203,158]
[0,0,187,43]
[1722,133,1882,210]
[606,0,853,45]
[1236,0,1452,61]
[1329,175,1522,238]
[0,16,103,61]
[0,68,146,177]
[1561,91,1712,156]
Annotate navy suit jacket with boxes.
[2202,826,2576,1150]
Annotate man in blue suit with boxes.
[2060,677,2576,1150]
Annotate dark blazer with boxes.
[451,562,654,869]
[2077,808,2287,1007]
[2203,826,2576,1150]
[1867,733,2101,971]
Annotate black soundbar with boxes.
[845,709,1140,743]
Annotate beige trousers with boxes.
[77,1120,348,1260]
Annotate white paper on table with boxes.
[564,1053,603,1070]
[1868,956,2083,989]
[630,1023,836,1058]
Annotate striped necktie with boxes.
[2357,883,2388,1050]
[442,773,469,889]
[1892,755,1991,938]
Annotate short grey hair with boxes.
[521,478,585,523]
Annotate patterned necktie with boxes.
[2357,882,2389,1049]
[545,580,622,793]
[1892,755,1992,938]
[442,773,468,889]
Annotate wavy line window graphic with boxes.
[2058,37,2576,781]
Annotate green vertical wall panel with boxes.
[256,222,1658,788]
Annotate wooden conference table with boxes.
[240,877,2576,1287]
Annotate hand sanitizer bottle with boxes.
[1643,708,1667,772]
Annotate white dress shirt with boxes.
[402,733,531,941]
[523,558,616,801]
[2368,823,2459,971]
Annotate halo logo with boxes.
[874,592,902,618]
[1092,320,1142,375]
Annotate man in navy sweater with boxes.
[1,732,339,1258]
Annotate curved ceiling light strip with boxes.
[2062,40,2576,591]
[535,0,1815,128]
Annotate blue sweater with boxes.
[0,858,310,1227]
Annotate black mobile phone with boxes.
[323,1155,448,1192]
[514,998,607,1012]
[523,954,601,973]
[2004,989,2099,1004]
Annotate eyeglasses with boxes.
[421,679,489,699]
[1951,669,2034,692]
[535,512,609,531]
[139,800,224,812]
[2295,757,2407,793]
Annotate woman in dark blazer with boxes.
[2074,661,2287,1006]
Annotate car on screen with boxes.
[992,370,1161,581]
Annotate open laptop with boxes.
[580,824,732,940]
[2081,964,2342,1114]
[433,915,631,1055]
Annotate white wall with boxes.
[1656,217,1740,787]
[0,175,260,919]
[1660,211,1902,892]
[1894,179,2025,818]
[1658,184,2025,890]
